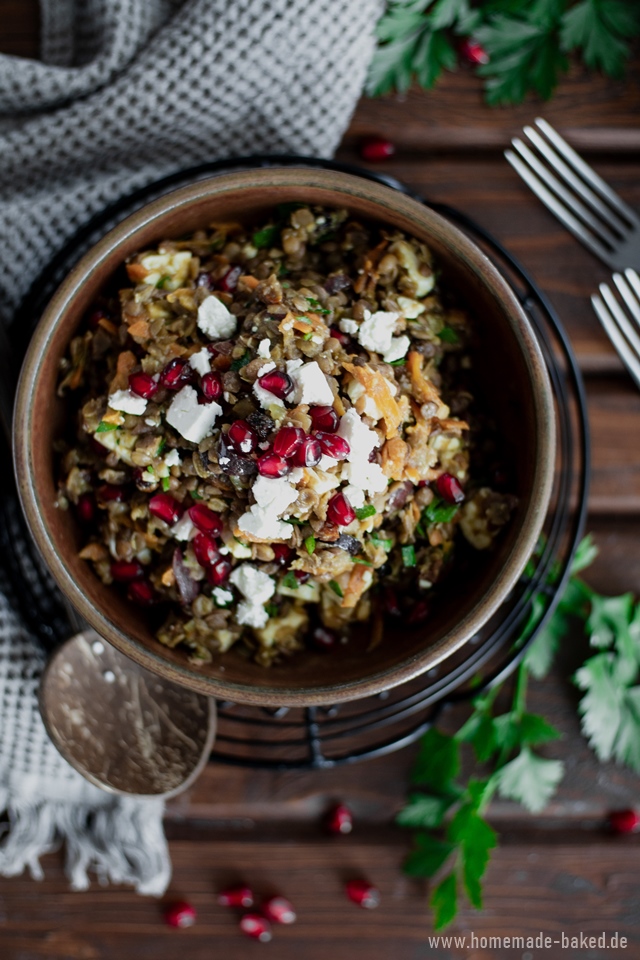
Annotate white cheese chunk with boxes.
[338,407,379,463]
[257,338,271,359]
[237,475,300,541]
[341,459,388,495]
[397,296,426,319]
[213,587,234,606]
[342,483,366,508]
[236,601,269,629]
[171,514,196,541]
[189,347,212,376]
[166,385,222,443]
[286,359,334,405]
[140,250,192,290]
[164,449,181,467]
[230,564,276,629]
[318,455,338,472]
[237,510,293,541]
[197,294,237,339]
[357,310,398,356]
[383,334,410,364]
[304,468,341,496]
[108,389,147,416]
[339,318,359,334]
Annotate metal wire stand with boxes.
[1,157,589,769]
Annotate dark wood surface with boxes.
[2,8,640,958]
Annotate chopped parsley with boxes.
[230,350,251,371]
[283,516,305,526]
[355,504,376,520]
[190,489,202,501]
[371,532,393,551]
[438,326,460,345]
[303,331,314,341]
[352,557,373,566]
[157,437,166,456]
[305,296,330,315]
[161,477,171,492]
[155,275,172,289]
[329,580,344,598]
[423,496,460,526]
[95,421,118,433]
[304,535,316,555]
[282,571,299,590]
[390,358,407,366]
[265,603,279,617]
[252,225,279,249]
[402,544,417,568]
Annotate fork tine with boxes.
[612,273,640,328]
[523,125,631,237]
[624,268,640,302]
[505,149,616,267]
[511,138,621,248]
[535,118,640,227]
[591,292,640,391]
[599,282,640,359]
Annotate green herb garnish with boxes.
[265,603,279,617]
[157,437,166,456]
[328,580,344,598]
[390,358,407,366]
[438,326,460,344]
[282,571,299,590]
[155,275,171,289]
[423,496,459,525]
[230,350,251,371]
[283,517,305,526]
[305,296,330,315]
[304,536,316,555]
[190,490,202,501]
[371,532,393,551]
[355,504,376,521]
[161,477,171,492]
[352,557,373,566]
[252,225,279,249]
[95,421,118,433]
[303,331,314,341]
[402,544,417,567]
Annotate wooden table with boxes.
[2,11,640,958]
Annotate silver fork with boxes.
[505,117,640,270]
[592,269,640,389]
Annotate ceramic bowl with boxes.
[13,167,555,706]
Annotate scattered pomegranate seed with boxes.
[383,587,402,617]
[218,884,255,908]
[228,420,258,454]
[239,914,272,942]
[207,558,232,586]
[436,473,465,504]
[328,327,351,347]
[345,879,380,909]
[315,432,350,460]
[262,896,296,925]
[128,579,155,606]
[200,371,223,402]
[407,599,429,624]
[309,405,339,432]
[160,357,193,390]
[97,483,125,502]
[327,803,353,834]
[218,265,242,292]
[608,809,640,834]
[192,533,219,568]
[110,559,144,582]
[327,492,356,527]
[163,900,196,928]
[257,369,294,400]
[293,435,322,468]
[312,625,338,651]
[459,37,489,65]
[76,493,95,523]
[149,492,184,525]
[294,570,310,585]
[257,453,291,478]
[273,426,305,458]
[128,371,158,399]
[188,503,223,537]
[359,137,395,162]
[272,544,295,566]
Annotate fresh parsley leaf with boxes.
[574,650,640,771]
[412,728,460,789]
[457,712,498,762]
[155,275,171,289]
[355,504,376,520]
[161,477,171,492]
[230,350,251,371]
[390,358,406,366]
[561,0,638,77]
[371,532,393,550]
[95,421,118,433]
[304,535,316,555]
[496,747,564,813]
[587,592,634,649]
[303,331,314,341]
[396,793,451,829]
[328,579,344,598]
[265,602,279,617]
[438,325,460,344]
[423,496,459,525]
[190,489,202,501]
[448,803,496,909]
[430,872,458,931]
[252,225,279,249]
[352,557,373,566]
[402,544,417,567]
[404,832,455,879]
[281,571,299,590]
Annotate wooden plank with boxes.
[0,837,637,959]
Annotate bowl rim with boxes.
[13,166,555,706]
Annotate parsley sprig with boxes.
[368,0,640,106]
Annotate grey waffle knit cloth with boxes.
[0,0,381,893]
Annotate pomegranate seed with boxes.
[294,570,310,585]
[228,420,258,454]
[188,503,222,537]
[192,533,219,568]
[327,804,353,835]
[273,426,305,458]
[97,483,125,502]
[459,37,489,65]
[436,473,465,504]
[272,544,295,566]
[608,809,640,834]
[218,265,242,292]
[262,896,296,925]
[200,371,223,402]
[293,436,322,468]
[315,432,350,460]
[407,599,429,624]
[327,492,356,527]
[207,558,232,586]
[257,370,294,400]
[359,138,395,162]
[309,405,339,432]
[128,371,158,399]
[218,884,254,908]
[257,453,290,478]
[163,901,196,928]
[76,493,95,523]
[149,492,184,525]
[328,327,351,347]
[312,625,337,651]
[346,879,380,909]
[111,559,144,582]
[240,914,272,942]
[128,579,155,606]
[383,587,402,617]
[160,358,193,390]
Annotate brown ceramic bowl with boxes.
[13,168,555,707]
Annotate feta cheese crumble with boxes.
[237,475,299,541]
[164,449,181,467]
[213,587,234,606]
[140,251,192,290]
[257,338,271,359]
[108,389,147,416]
[337,407,386,503]
[229,564,276,629]
[166,386,222,443]
[171,514,196,541]
[197,294,237,340]
[286,359,334,405]
[339,318,359,334]
[189,347,212,376]
[356,310,409,364]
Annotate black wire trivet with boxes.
[1,157,590,769]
